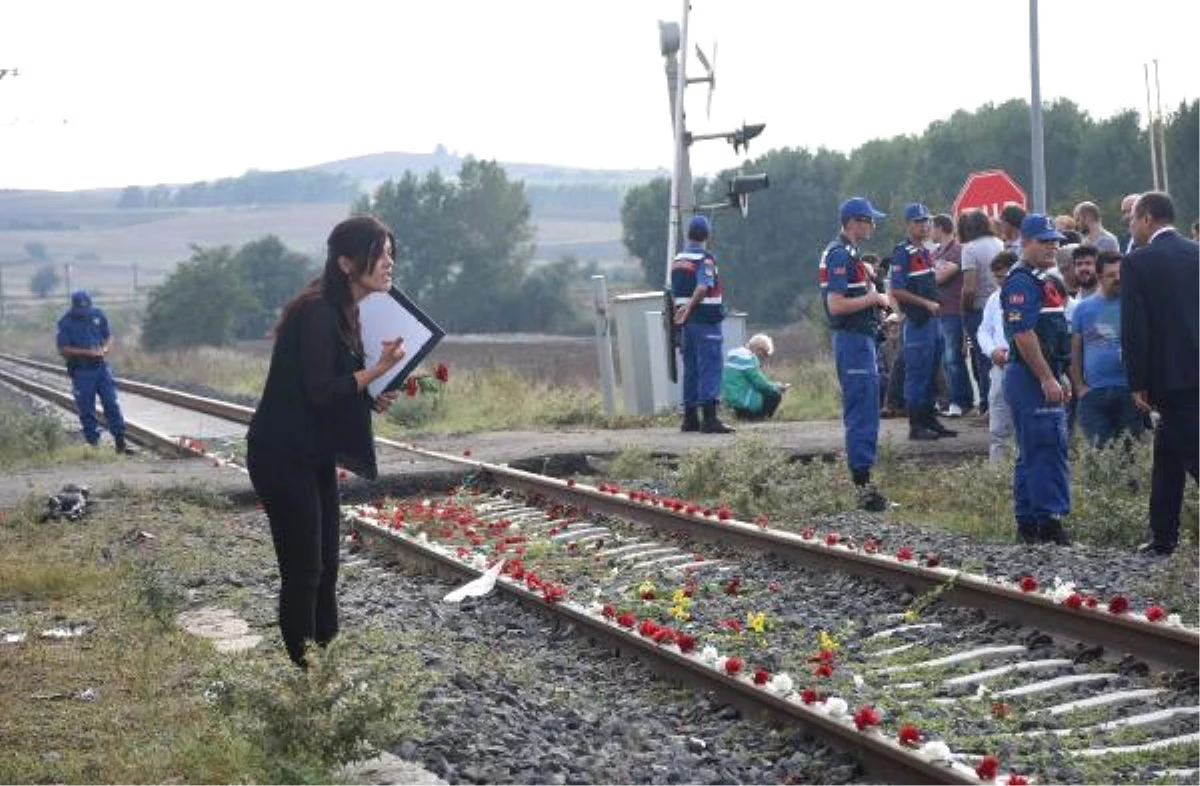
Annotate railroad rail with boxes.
[2,351,1197,784]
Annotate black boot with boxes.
[924,405,957,437]
[908,412,940,441]
[681,406,700,432]
[700,402,734,434]
[1037,516,1072,546]
[114,435,136,455]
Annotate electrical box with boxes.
[611,291,746,416]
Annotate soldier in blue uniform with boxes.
[56,290,134,454]
[672,215,733,434]
[1002,214,1072,545]
[889,203,956,441]
[820,197,891,511]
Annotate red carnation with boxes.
[724,656,743,675]
[435,362,449,382]
[755,514,769,528]
[566,478,576,487]
[1084,595,1099,608]
[542,584,565,603]
[813,663,833,678]
[925,554,940,567]
[896,546,914,561]
[800,688,820,704]
[897,724,921,747]
[1064,592,1084,609]
[404,377,419,397]
[725,577,741,596]
[1108,595,1130,615]
[852,704,881,730]
[616,612,636,628]
[975,754,1000,780]
[752,668,769,685]
[653,627,675,644]
[639,619,659,638]
[1007,773,1029,785]
[676,633,697,653]
[825,532,840,546]
[862,538,879,554]
[1146,605,1167,622]
[800,528,815,540]
[1019,575,1038,593]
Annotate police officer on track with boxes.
[820,197,890,511]
[1002,214,1072,545]
[672,214,733,434]
[56,289,134,454]
[889,203,956,441]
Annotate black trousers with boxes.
[732,388,783,421]
[247,446,341,666]
[1149,390,1200,549]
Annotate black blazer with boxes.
[247,297,378,479]
[1120,228,1200,406]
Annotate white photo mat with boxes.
[359,287,445,399]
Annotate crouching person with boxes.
[722,334,789,421]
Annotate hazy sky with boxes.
[1,0,1196,192]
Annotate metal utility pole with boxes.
[663,0,691,287]
[1144,63,1161,190]
[1028,0,1046,213]
[1154,59,1169,193]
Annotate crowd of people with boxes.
[820,191,1198,556]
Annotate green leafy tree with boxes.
[29,264,60,298]
[361,157,536,332]
[620,177,670,287]
[141,246,256,350]
[232,235,315,339]
[519,257,589,334]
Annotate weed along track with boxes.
[3,351,1198,784]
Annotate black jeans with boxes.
[1149,390,1199,549]
[247,445,341,666]
[732,388,782,421]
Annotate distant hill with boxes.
[307,145,665,190]
[0,149,647,301]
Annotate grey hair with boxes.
[747,334,774,356]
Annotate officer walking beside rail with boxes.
[672,214,734,434]
[1002,214,1072,545]
[820,197,890,511]
[56,289,134,454]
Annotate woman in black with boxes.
[247,216,405,666]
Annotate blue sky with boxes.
[1,0,1195,191]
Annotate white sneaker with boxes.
[946,404,963,417]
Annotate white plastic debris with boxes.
[443,560,505,603]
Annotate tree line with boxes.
[622,98,1199,325]
[138,158,590,350]
[117,169,361,209]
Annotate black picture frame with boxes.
[358,286,445,398]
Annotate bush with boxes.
[0,400,64,465]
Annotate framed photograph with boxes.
[358,286,445,399]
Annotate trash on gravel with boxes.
[2,630,28,644]
[443,560,505,603]
[77,687,97,702]
[42,484,90,522]
[38,624,90,640]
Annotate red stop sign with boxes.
[951,169,1027,218]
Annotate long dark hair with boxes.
[276,216,395,354]
[957,209,995,244]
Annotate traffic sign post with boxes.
[951,170,1027,218]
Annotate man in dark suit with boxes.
[1120,191,1199,556]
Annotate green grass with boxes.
[0,482,423,785]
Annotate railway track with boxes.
[2,351,1197,784]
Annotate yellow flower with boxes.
[747,611,767,634]
[903,608,920,623]
[668,604,691,622]
[818,629,841,651]
[672,588,689,605]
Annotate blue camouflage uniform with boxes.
[671,230,726,409]
[1002,248,1072,542]
[821,233,880,478]
[891,236,943,421]
[56,290,127,446]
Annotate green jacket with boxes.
[721,347,781,413]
